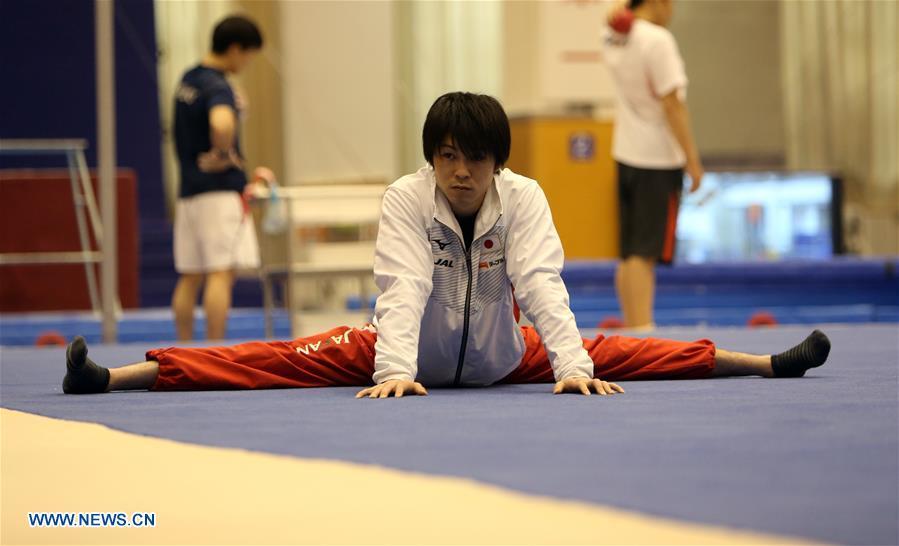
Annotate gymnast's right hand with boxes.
[356,380,428,399]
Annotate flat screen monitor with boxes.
[675,171,843,263]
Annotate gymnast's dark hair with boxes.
[422,92,510,169]
[628,0,645,9]
[211,15,264,54]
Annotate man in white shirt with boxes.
[601,0,703,329]
[62,93,830,397]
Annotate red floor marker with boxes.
[747,311,778,328]
[598,316,624,329]
[35,331,67,347]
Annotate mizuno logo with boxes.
[432,239,450,250]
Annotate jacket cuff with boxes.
[553,358,594,382]
[556,369,592,382]
[374,371,415,384]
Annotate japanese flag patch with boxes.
[482,236,500,252]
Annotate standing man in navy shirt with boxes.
[172,15,265,341]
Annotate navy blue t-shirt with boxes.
[173,65,247,198]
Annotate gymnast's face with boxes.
[432,136,496,218]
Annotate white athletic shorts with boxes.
[174,191,260,274]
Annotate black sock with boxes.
[63,336,110,394]
[771,330,831,378]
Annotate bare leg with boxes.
[615,261,632,325]
[107,361,159,391]
[64,338,157,394]
[203,269,234,340]
[714,349,773,377]
[618,256,656,328]
[714,330,831,379]
[172,273,203,341]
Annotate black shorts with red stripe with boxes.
[616,161,684,265]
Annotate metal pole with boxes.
[66,151,102,314]
[96,0,117,343]
[286,199,296,338]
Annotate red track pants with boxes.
[147,326,715,391]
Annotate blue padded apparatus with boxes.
[563,257,899,327]
[1,258,897,345]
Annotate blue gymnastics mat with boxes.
[1,324,897,544]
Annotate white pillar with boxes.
[96,0,117,342]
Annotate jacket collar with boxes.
[430,167,505,242]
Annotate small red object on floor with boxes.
[598,316,625,329]
[747,311,778,328]
[35,331,67,347]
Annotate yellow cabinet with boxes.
[507,117,619,259]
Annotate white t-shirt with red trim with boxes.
[601,19,688,169]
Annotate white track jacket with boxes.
[371,166,594,387]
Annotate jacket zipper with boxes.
[435,213,501,386]
[454,243,473,386]
[435,218,475,386]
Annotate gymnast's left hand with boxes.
[553,377,624,396]
[355,379,428,399]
